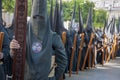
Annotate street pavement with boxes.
[65,57,120,80]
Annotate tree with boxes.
[80,1,95,23]
[2,0,15,13]
[62,0,95,22]
[94,9,107,27]
[2,0,32,16]
[2,0,107,28]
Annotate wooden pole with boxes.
[81,33,94,71]
[106,34,116,62]
[62,31,66,45]
[69,34,77,77]
[0,32,4,52]
[0,32,4,64]
[12,0,27,80]
[76,33,84,74]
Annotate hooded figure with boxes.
[10,0,67,80]
[118,17,120,39]
[0,26,10,80]
[85,7,93,35]
[82,7,94,69]
[54,0,67,35]
[76,5,85,69]
[4,4,17,80]
[0,0,10,80]
[78,5,84,34]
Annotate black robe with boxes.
[0,26,10,80]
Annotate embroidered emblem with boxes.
[32,42,42,53]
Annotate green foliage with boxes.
[62,0,95,23]
[2,0,107,28]
[2,0,32,16]
[2,0,15,13]
[80,1,95,23]
[62,0,107,28]
[28,0,32,16]
[94,9,107,27]
[62,1,73,21]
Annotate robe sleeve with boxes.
[1,28,10,61]
[52,32,67,80]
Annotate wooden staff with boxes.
[105,46,108,62]
[88,34,95,69]
[106,44,114,63]
[106,44,114,62]
[114,37,118,59]
[88,46,92,69]
[60,31,66,80]
[0,32,4,64]
[103,34,109,62]
[0,32,4,51]
[102,34,110,65]
[12,0,27,80]
[76,33,84,74]
[81,33,94,71]
[62,31,66,45]
[112,35,116,60]
[113,34,118,59]
[106,34,116,62]
[92,44,97,68]
[69,33,77,77]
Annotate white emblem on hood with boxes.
[32,42,42,53]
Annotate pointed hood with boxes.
[106,17,110,31]
[118,17,120,33]
[110,17,115,35]
[26,0,53,79]
[105,18,112,34]
[78,5,84,34]
[118,17,120,32]
[60,0,67,31]
[69,0,76,30]
[49,0,54,31]
[114,22,118,34]
[107,17,114,38]
[30,0,48,41]
[54,0,60,34]
[53,0,67,35]
[85,7,93,33]
[113,17,117,34]
[60,0,63,15]
[103,18,107,33]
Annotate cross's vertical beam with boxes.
[12,0,27,80]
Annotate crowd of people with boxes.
[0,0,120,80]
